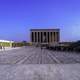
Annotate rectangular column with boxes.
[31,32,33,42]
[57,32,60,42]
[38,32,39,43]
[49,32,51,43]
[46,32,48,43]
[48,32,49,43]
[52,32,54,43]
[36,32,38,43]
[54,32,57,42]
[55,32,57,42]
[39,32,41,43]
[32,32,33,42]
[50,32,51,43]
[56,32,58,42]
[30,32,32,42]
[41,32,42,43]
[51,32,52,43]
[54,32,55,42]
[34,32,35,43]
[42,32,44,43]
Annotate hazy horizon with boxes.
[0,0,80,42]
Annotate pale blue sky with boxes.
[0,0,80,42]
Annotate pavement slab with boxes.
[0,47,80,79]
[0,46,80,64]
[0,64,80,80]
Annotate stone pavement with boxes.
[0,46,80,80]
[0,46,80,64]
[0,47,21,51]
[0,64,80,80]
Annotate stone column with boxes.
[31,32,34,42]
[30,32,31,42]
[52,32,54,43]
[42,32,44,43]
[51,32,52,43]
[56,32,58,42]
[54,32,55,42]
[41,32,42,43]
[35,32,37,43]
[55,32,57,42]
[49,32,51,43]
[46,32,48,43]
[32,32,33,42]
[57,32,59,42]
[39,32,41,43]
[36,32,38,43]
[34,32,35,43]
[38,32,39,43]
[31,32,33,42]
[50,32,51,43]
[56,32,57,42]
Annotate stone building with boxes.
[30,29,60,46]
[0,40,14,47]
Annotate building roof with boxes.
[30,29,60,32]
[0,40,14,43]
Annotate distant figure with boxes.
[0,45,2,50]
[2,45,5,51]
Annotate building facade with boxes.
[0,40,14,47]
[30,29,60,45]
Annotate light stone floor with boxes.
[0,47,21,51]
[0,64,80,80]
[0,46,79,64]
[0,46,80,80]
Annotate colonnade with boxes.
[31,31,59,43]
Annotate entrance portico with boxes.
[30,29,60,46]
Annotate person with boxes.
[0,45,2,50]
[2,45,5,51]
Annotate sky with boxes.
[0,0,80,42]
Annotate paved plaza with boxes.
[0,46,80,64]
[0,46,80,80]
[0,64,80,80]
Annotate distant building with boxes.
[0,40,14,47]
[30,29,60,46]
